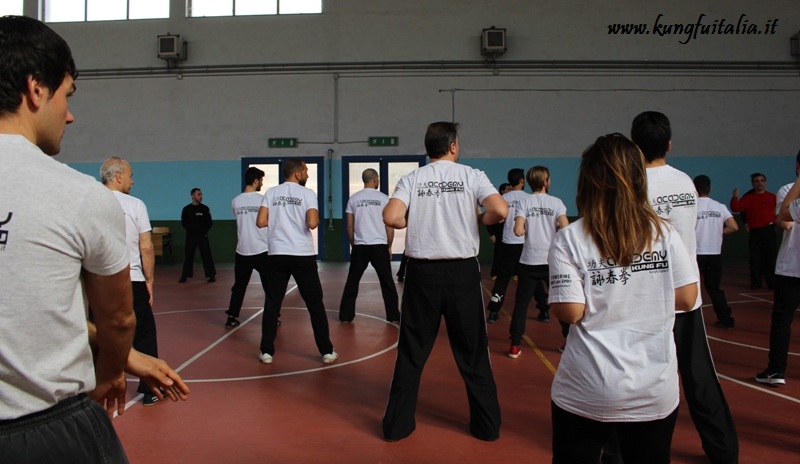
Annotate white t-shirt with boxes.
[515,193,567,265]
[232,191,269,256]
[695,197,733,256]
[0,135,129,419]
[346,188,389,245]
[112,191,151,282]
[775,183,800,278]
[647,164,702,310]
[262,182,318,256]
[500,190,528,245]
[548,220,696,422]
[392,160,497,260]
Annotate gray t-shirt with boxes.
[0,135,129,419]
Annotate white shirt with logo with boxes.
[500,190,528,245]
[261,182,318,256]
[515,193,567,265]
[695,197,733,256]
[647,164,702,310]
[392,160,497,260]
[346,188,389,245]
[775,183,800,278]
[548,219,696,422]
[233,191,269,256]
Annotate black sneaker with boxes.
[714,319,734,329]
[755,369,786,385]
[178,276,187,283]
[536,312,550,323]
[225,316,240,329]
[207,276,216,283]
[487,312,499,324]
[142,393,161,407]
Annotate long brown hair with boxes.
[576,133,663,266]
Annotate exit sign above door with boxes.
[368,136,399,147]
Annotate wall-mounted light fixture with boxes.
[481,26,506,60]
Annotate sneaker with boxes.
[397,275,404,283]
[714,319,734,329]
[536,312,550,323]
[207,276,216,283]
[558,343,566,353]
[487,311,499,324]
[322,351,339,364]
[258,352,273,364]
[755,369,785,385]
[490,293,502,304]
[508,344,522,359]
[142,393,160,407]
[178,276,187,283]
[225,316,240,329]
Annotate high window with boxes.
[187,0,321,17]
[43,0,169,22]
[0,1,23,16]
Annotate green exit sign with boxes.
[268,138,298,148]
[368,136,399,147]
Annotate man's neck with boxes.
[532,188,546,194]
[244,185,257,193]
[645,157,668,168]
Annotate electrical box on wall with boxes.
[481,27,506,57]
[158,34,187,61]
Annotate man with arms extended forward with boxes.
[382,122,507,442]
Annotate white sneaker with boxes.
[322,351,338,364]
[490,293,502,304]
[258,352,273,364]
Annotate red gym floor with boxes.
[112,262,799,463]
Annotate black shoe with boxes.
[536,312,550,323]
[487,311,499,324]
[207,276,216,283]
[755,369,786,385]
[225,315,240,329]
[178,276,187,283]
[397,275,404,283]
[714,319,734,329]
[142,393,160,407]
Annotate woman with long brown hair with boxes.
[547,133,698,463]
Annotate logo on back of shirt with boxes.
[416,181,464,197]
[357,199,383,208]
[650,192,696,216]
[272,196,302,207]
[586,250,670,286]
[698,210,722,219]
[0,212,12,251]
[235,206,260,215]
[524,206,556,218]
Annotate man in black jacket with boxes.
[179,188,216,283]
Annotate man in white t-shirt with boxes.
[486,168,526,323]
[100,157,162,407]
[256,158,336,365]
[225,167,270,329]
[382,122,507,442]
[339,168,400,323]
[508,166,569,358]
[632,111,738,463]
[693,175,739,329]
[756,151,800,385]
[0,16,134,462]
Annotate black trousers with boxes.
[227,251,269,318]
[486,242,523,312]
[0,394,128,464]
[339,244,400,322]
[748,226,776,288]
[509,264,549,345]
[674,309,739,463]
[259,255,333,357]
[383,258,501,441]
[132,281,159,394]
[181,233,216,279]
[697,254,733,323]
[767,275,800,373]
[551,402,678,464]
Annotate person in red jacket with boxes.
[730,173,777,289]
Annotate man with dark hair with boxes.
[100,156,162,406]
[0,15,134,461]
[179,187,216,283]
[339,168,401,323]
[382,122,507,442]
[256,158,337,364]
[631,111,739,464]
[486,168,527,323]
[225,167,270,329]
[730,172,777,289]
[694,175,739,329]
[756,150,800,385]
